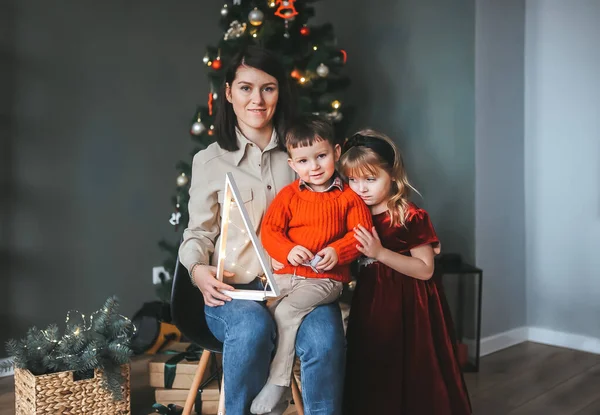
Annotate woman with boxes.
[178,46,345,415]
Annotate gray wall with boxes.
[2,1,223,351]
[525,0,600,338]
[4,0,528,353]
[475,0,527,337]
[315,0,476,263]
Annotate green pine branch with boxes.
[4,297,133,401]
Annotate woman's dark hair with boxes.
[214,45,296,151]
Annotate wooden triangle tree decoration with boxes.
[216,173,280,301]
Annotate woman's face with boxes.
[226,65,279,135]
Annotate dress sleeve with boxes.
[405,208,441,253]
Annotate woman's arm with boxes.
[179,153,220,270]
[179,152,236,306]
[353,224,435,280]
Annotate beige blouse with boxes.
[179,129,296,284]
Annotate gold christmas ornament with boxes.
[331,100,341,109]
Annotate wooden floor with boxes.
[1,341,599,414]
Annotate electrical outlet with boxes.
[152,266,171,285]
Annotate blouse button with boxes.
[267,185,272,190]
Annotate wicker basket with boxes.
[14,365,131,414]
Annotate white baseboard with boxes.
[479,326,600,357]
[528,327,600,355]
[0,358,14,378]
[480,326,529,356]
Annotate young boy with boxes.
[251,115,373,414]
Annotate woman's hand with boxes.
[271,258,285,271]
[287,245,314,266]
[316,247,338,271]
[354,224,385,260]
[192,265,236,307]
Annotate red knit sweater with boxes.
[261,179,373,283]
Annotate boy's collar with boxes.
[298,173,344,193]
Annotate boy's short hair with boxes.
[285,114,336,152]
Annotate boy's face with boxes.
[287,138,342,191]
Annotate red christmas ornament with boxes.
[212,58,222,70]
[290,69,301,79]
[208,92,214,116]
[274,0,298,19]
[300,26,310,36]
[340,49,347,64]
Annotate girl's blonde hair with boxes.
[339,129,418,227]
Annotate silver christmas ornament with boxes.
[316,63,330,77]
[191,121,206,135]
[221,5,228,16]
[203,54,209,64]
[176,173,189,187]
[249,8,264,26]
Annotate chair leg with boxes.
[183,350,211,415]
[291,376,304,415]
[217,373,226,415]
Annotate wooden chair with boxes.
[170,258,304,415]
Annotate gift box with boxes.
[149,342,214,390]
[154,380,220,415]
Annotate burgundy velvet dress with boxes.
[343,204,471,415]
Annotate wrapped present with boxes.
[151,403,184,414]
[155,380,220,403]
[154,380,220,415]
[149,342,213,389]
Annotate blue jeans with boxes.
[205,282,345,415]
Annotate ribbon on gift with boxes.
[163,343,203,389]
[152,403,183,415]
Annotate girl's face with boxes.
[226,65,279,136]
[347,167,393,215]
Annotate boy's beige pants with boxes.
[266,273,343,386]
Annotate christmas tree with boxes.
[157,0,352,299]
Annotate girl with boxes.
[340,130,471,415]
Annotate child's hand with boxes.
[288,245,314,266]
[271,257,285,271]
[354,224,384,260]
[316,247,338,271]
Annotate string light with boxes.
[221,200,263,279]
